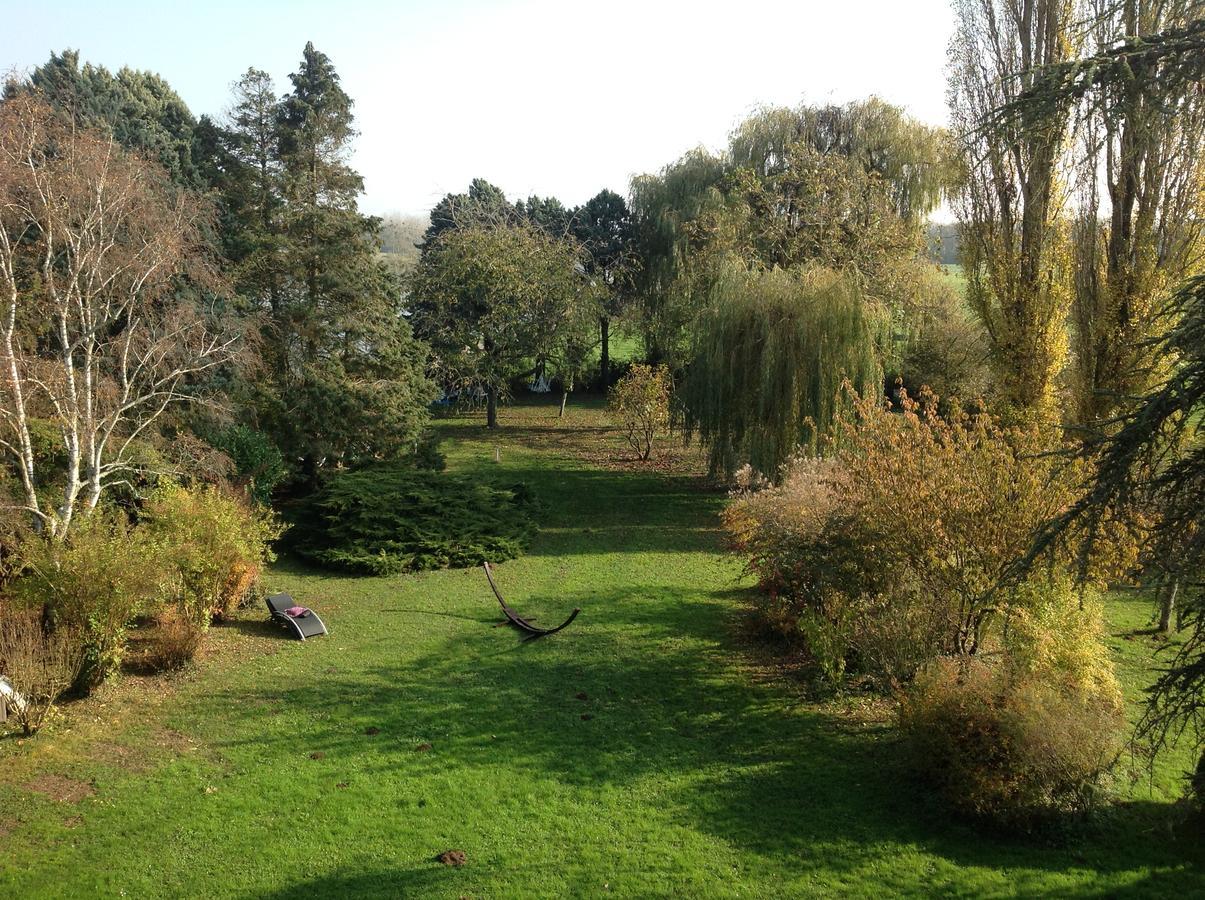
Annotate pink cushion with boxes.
[285,606,310,618]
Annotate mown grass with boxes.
[1,398,1201,898]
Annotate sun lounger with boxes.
[266,592,329,640]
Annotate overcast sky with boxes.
[3,0,957,217]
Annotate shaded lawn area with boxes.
[1,399,1201,898]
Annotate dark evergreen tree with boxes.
[421,177,514,247]
[572,189,635,388]
[9,50,204,188]
[263,43,433,476]
[516,194,571,236]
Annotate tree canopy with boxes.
[410,222,600,427]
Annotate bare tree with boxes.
[0,94,239,538]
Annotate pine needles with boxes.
[287,465,538,575]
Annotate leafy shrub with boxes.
[140,606,205,673]
[212,426,289,504]
[723,388,1106,684]
[143,482,282,626]
[287,464,537,575]
[899,589,1125,827]
[11,514,164,692]
[609,364,672,460]
[897,269,991,403]
[0,602,83,735]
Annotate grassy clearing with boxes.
[940,263,967,297]
[1,399,1201,898]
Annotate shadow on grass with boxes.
[200,582,1202,895]
[215,618,289,640]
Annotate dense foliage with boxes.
[12,513,165,690]
[1033,274,1205,779]
[608,364,672,461]
[723,389,1106,683]
[900,589,1125,825]
[287,465,538,575]
[629,98,949,369]
[222,47,435,476]
[143,483,282,625]
[410,222,601,427]
[682,265,883,478]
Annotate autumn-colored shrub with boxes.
[12,514,164,691]
[143,482,282,626]
[723,388,1107,684]
[899,586,1125,826]
[0,602,83,734]
[609,364,672,461]
[140,606,205,673]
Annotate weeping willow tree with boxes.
[628,149,728,365]
[681,263,884,479]
[728,96,951,225]
[629,99,951,369]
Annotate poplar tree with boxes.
[949,0,1078,417]
[1068,0,1205,425]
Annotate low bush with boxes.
[12,514,164,692]
[0,602,83,734]
[609,364,672,461]
[287,464,537,575]
[140,606,205,673]
[899,591,1125,827]
[723,389,1107,685]
[142,482,282,625]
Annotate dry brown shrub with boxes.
[0,602,83,735]
[138,607,204,673]
[722,387,1125,683]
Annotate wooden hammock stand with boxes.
[483,561,580,637]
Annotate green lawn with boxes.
[1,400,1201,898]
[940,263,967,297]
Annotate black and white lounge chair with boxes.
[266,592,329,641]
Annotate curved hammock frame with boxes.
[484,562,580,637]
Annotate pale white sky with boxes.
[4,0,957,216]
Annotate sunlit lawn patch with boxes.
[1,398,1200,898]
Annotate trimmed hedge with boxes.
[287,465,537,575]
